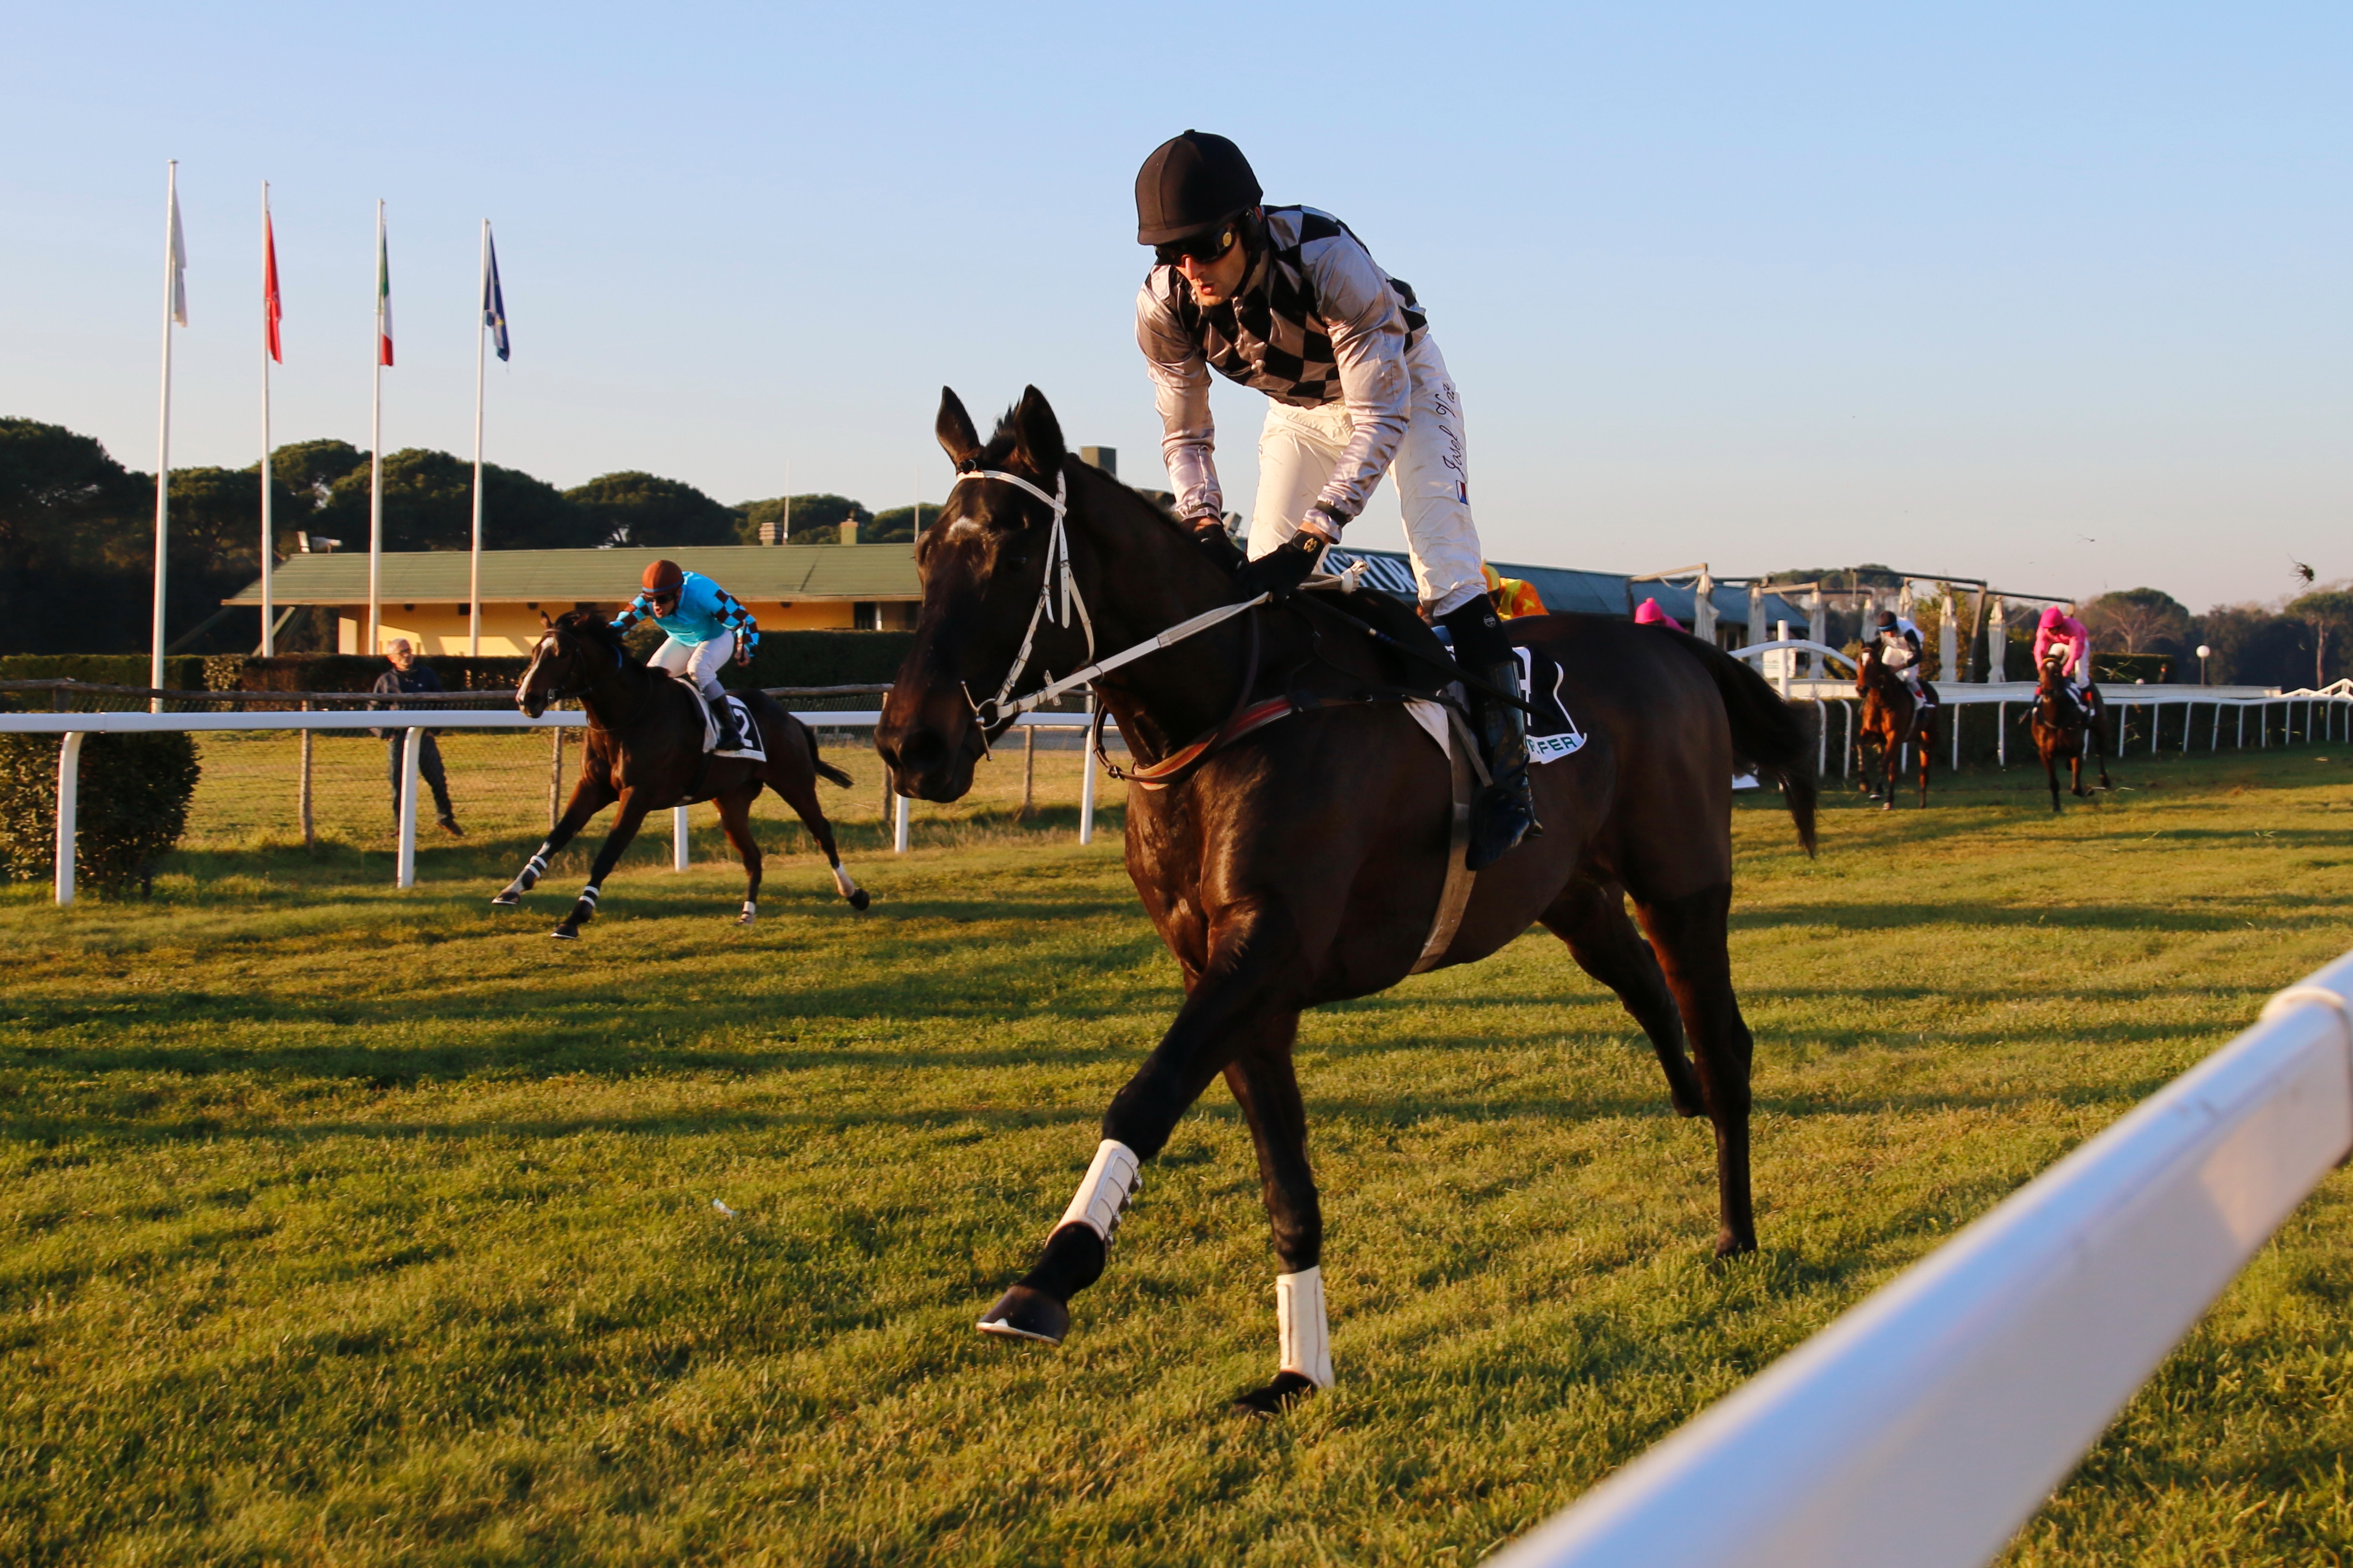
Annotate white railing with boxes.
[1725,648,2353,776]
[2,706,1100,905]
[1492,946,2353,1568]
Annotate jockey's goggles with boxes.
[1155,223,1240,268]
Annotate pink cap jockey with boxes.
[1633,597,1686,633]
[2031,605,2091,682]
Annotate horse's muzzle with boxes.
[875,680,988,802]
[876,723,983,803]
[519,691,549,720]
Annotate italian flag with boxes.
[376,220,394,367]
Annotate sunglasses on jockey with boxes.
[1153,223,1241,268]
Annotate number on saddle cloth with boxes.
[1513,646,1587,763]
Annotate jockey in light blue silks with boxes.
[613,557,761,755]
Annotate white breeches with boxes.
[650,631,734,698]
[1248,334,1486,618]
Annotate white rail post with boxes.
[1997,702,2007,768]
[54,731,85,908]
[1079,701,1099,845]
[893,791,910,853]
[396,728,421,889]
[673,804,690,870]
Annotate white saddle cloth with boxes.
[674,677,765,761]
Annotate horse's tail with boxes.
[802,721,853,788]
[1675,635,1820,856]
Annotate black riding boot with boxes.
[710,694,746,754]
[1440,601,1537,871]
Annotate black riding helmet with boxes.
[1136,130,1263,247]
[1874,610,1899,631]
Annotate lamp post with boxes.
[2197,644,2211,685]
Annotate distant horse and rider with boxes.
[492,596,867,940]
[1854,608,1940,809]
[877,383,1818,1413]
[2025,605,2112,811]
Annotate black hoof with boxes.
[550,924,579,941]
[1715,1232,1758,1259]
[976,1285,1069,1345]
[1232,1371,1320,1417]
[491,890,520,907]
[847,889,871,911]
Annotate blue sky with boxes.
[3,1,2344,607]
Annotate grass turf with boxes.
[2,746,2350,1565]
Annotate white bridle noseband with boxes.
[946,464,1269,735]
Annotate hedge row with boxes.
[0,731,200,896]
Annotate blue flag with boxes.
[482,228,511,362]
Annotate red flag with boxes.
[263,210,283,364]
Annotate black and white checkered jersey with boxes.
[1138,206,1430,527]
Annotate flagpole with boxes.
[259,180,275,657]
[368,199,384,657]
[469,219,488,657]
[150,160,180,712]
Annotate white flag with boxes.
[167,182,188,325]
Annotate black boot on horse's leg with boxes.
[1440,600,1536,871]
[977,1140,1139,1344]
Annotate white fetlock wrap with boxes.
[1056,1139,1142,1244]
[830,863,857,899]
[1277,1266,1334,1389]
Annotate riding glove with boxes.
[1189,518,1246,580]
[1235,531,1326,601]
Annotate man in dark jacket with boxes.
[372,638,463,836]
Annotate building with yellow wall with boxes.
[225,543,920,656]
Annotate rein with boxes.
[948,463,1268,735]
[942,462,1497,790]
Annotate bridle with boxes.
[948,463,1265,736]
[516,623,622,711]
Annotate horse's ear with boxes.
[936,387,980,468]
[541,611,554,628]
[1010,385,1066,478]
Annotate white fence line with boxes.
[1723,653,2353,778]
[1492,946,2353,1568]
[17,708,1100,903]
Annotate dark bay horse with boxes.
[495,612,868,939]
[2029,648,2113,812]
[1855,643,1936,809]
[876,387,1818,1413]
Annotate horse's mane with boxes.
[957,404,1194,545]
[555,608,625,646]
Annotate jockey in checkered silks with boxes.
[613,559,761,755]
[1132,130,1535,870]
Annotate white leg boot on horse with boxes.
[978,1139,1143,1344]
